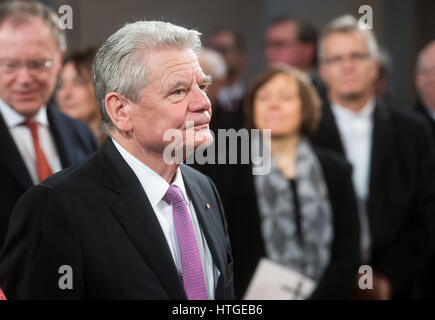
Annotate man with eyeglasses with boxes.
[311,15,435,299]
[264,15,326,100]
[0,1,96,250]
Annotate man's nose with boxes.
[15,67,34,85]
[189,86,211,112]
[341,57,355,69]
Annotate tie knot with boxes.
[163,184,185,205]
[22,121,40,135]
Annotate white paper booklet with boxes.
[243,258,315,300]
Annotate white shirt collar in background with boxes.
[0,98,49,127]
[0,99,62,184]
[331,98,375,121]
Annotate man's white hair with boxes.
[198,48,227,80]
[0,0,67,51]
[318,14,379,63]
[92,20,202,134]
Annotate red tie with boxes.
[23,121,53,182]
[0,288,5,300]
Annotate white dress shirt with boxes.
[331,99,375,262]
[331,99,375,200]
[113,139,219,299]
[217,82,244,111]
[0,99,62,184]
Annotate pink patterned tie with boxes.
[163,184,208,300]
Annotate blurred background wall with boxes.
[8,0,435,108]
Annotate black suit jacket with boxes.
[311,101,435,298]
[210,99,245,133]
[0,104,96,250]
[201,147,360,300]
[415,100,435,142]
[415,100,435,299]
[0,139,234,300]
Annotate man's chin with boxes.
[194,130,214,149]
[338,90,366,101]
[11,101,43,118]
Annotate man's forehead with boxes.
[211,31,235,46]
[324,31,368,52]
[164,63,209,85]
[148,49,206,82]
[0,17,56,45]
[159,54,200,69]
[421,45,435,65]
[268,21,297,36]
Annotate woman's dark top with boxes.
[195,147,361,300]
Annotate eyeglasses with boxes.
[0,58,54,75]
[322,52,371,66]
[265,40,298,50]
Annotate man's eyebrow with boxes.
[200,74,213,85]
[167,75,212,92]
[167,80,189,92]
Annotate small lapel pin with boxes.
[206,203,210,209]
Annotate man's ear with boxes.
[105,92,134,132]
[59,50,66,63]
[371,59,381,82]
[319,62,328,83]
[54,50,66,75]
[302,43,316,68]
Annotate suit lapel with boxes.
[47,106,74,168]
[416,101,435,141]
[99,140,186,299]
[0,112,33,190]
[314,102,346,156]
[368,103,393,208]
[110,185,187,299]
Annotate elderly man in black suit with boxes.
[0,1,96,250]
[0,19,234,300]
[311,15,435,299]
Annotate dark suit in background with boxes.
[415,100,435,142]
[414,100,435,299]
[0,139,233,299]
[311,101,435,299]
[0,1,97,251]
[210,99,244,134]
[0,104,96,249]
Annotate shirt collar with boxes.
[331,98,375,120]
[112,138,190,207]
[0,99,48,128]
[218,82,244,103]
